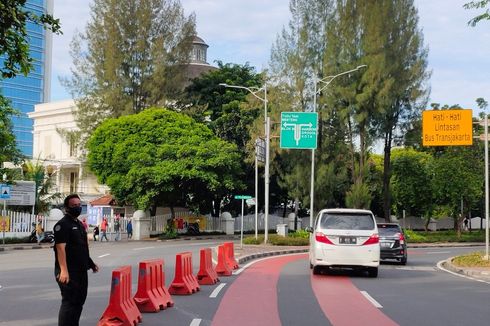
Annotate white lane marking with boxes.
[426,251,451,254]
[233,253,306,276]
[209,283,227,298]
[0,284,3,291]
[98,253,110,258]
[437,259,490,285]
[132,246,155,251]
[190,319,202,326]
[394,266,437,271]
[361,291,383,308]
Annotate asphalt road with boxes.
[0,242,489,325]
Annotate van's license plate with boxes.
[339,236,357,244]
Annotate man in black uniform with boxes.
[54,194,99,326]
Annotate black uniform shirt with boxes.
[54,215,95,272]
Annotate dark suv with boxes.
[377,223,407,265]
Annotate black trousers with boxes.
[56,269,88,326]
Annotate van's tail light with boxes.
[362,233,379,245]
[315,232,334,245]
[397,232,405,244]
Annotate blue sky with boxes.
[50,0,490,113]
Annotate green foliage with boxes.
[21,160,61,214]
[0,1,60,172]
[243,234,309,246]
[452,251,490,267]
[1,236,30,244]
[63,0,196,146]
[464,0,490,26]
[345,180,371,209]
[405,229,486,243]
[159,229,178,240]
[0,97,23,168]
[0,0,61,78]
[87,108,243,211]
[289,229,310,238]
[180,62,263,214]
[432,147,483,228]
[391,148,434,217]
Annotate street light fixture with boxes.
[219,83,271,244]
[309,65,367,227]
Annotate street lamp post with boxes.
[309,65,367,227]
[220,83,270,243]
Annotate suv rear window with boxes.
[378,224,402,236]
[319,212,375,230]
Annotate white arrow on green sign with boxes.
[280,112,318,149]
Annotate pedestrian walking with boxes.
[100,217,109,242]
[35,218,44,244]
[126,220,133,240]
[114,216,121,241]
[93,226,99,242]
[53,194,99,326]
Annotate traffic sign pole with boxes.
[240,198,244,249]
[485,114,489,260]
[234,195,252,249]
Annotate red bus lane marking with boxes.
[311,274,399,326]
[211,254,307,326]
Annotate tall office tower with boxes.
[0,0,53,157]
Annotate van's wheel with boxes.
[367,267,378,278]
[312,266,322,275]
[400,255,407,265]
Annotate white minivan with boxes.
[307,208,380,277]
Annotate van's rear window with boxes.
[320,213,375,230]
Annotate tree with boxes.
[0,0,61,78]
[464,0,490,26]
[22,160,61,214]
[0,0,60,174]
[390,148,434,220]
[87,108,243,217]
[181,61,263,148]
[180,62,264,215]
[432,147,483,236]
[63,0,195,147]
[0,97,22,168]
[324,0,429,220]
[269,0,344,214]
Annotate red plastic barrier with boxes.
[98,266,142,326]
[168,252,200,295]
[224,242,239,270]
[196,248,219,285]
[215,244,232,276]
[133,259,174,312]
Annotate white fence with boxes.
[1,209,305,239]
[0,210,47,238]
[148,213,293,234]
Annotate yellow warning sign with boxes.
[0,216,10,232]
[422,109,473,146]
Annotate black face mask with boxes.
[67,206,82,218]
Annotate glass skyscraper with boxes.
[0,0,53,157]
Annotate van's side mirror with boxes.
[305,226,313,233]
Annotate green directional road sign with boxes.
[280,112,318,149]
[234,195,252,200]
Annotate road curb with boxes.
[442,257,490,280]
[237,248,308,265]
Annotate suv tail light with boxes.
[397,232,405,244]
[315,232,334,245]
[362,233,379,246]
